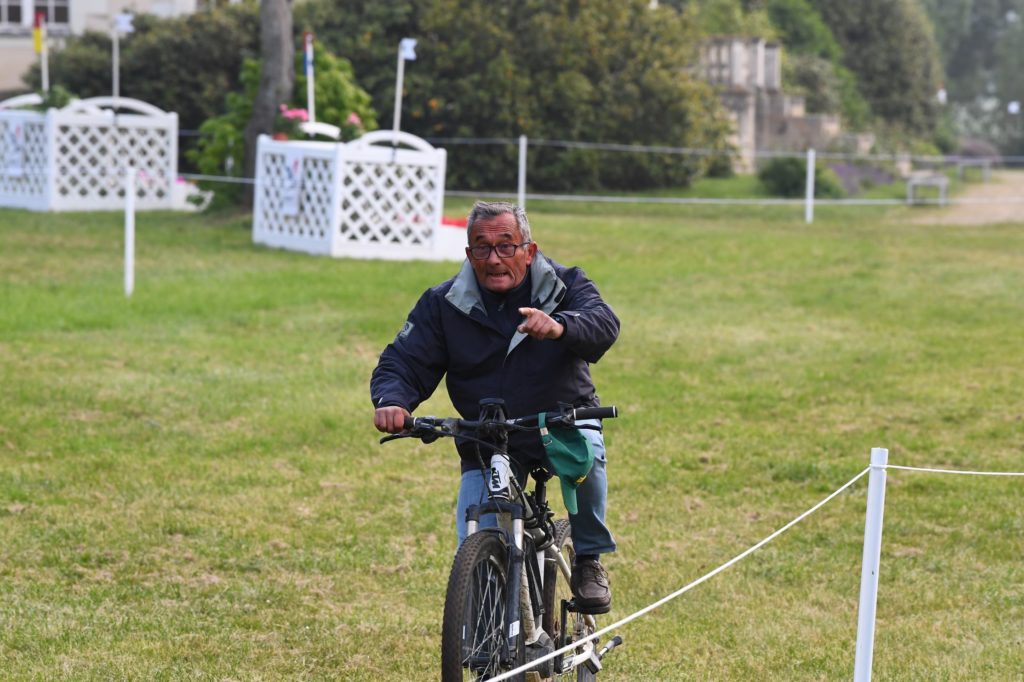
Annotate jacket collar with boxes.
[445,252,566,318]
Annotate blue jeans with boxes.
[455,420,616,557]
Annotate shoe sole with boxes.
[573,600,611,615]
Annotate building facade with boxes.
[700,37,842,171]
[0,0,197,93]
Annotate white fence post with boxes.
[517,134,527,209]
[854,447,889,682]
[124,166,135,297]
[805,147,816,224]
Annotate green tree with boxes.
[300,0,731,191]
[920,0,1024,152]
[766,0,871,128]
[767,0,839,60]
[816,0,943,138]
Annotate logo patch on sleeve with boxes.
[397,320,415,339]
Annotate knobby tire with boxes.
[441,531,525,682]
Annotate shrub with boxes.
[828,162,894,195]
[188,47,377,206]
[757,156,845,198]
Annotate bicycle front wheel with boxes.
[441,531,525,682]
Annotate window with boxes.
[1,0,24,26]
[33,0,68,26]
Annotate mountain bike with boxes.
[380,398,623,681]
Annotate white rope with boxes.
[424,135,1024,165]
[885,464,1024,477]
[485,466,871,682]
[448,191,1024,208]
[179,172,255,186]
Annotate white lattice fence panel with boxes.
[338,160,439,247]
[251,132,453,261]
[0,111,49,210]
[252,138,338,255]
[50,112,176,211]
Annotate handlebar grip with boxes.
[574,406,618,420]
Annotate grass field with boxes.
[1,195,1022,680]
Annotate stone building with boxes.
[700,37,842,171]
[0,0,198,93]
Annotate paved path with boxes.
[909,170,1024,225]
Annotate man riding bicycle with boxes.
[371,201,620,614]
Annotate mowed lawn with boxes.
[1,198,1022,680]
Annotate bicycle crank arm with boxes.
[579,634,624,674]
[598,635,624,659]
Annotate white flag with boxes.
[399,38,417,61]
[114,12,134,33]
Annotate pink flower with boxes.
[280,107,309,122]
[346,112,362,126]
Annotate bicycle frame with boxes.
[381,397,619,678]
[465,472,599,675]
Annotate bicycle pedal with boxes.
[575,602,611,616]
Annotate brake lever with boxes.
[380,427,446,445]
[379,433,411,444]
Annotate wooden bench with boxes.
[906,173,949,206]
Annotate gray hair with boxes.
[465,201,532,244]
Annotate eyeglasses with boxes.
[467,242,531,260]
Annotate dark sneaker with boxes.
[571,559,611,614]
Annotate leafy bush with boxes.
[757,157,845,198]
[37,85,75,110]
[293,48,377,139]
[828,162,894,195]
[188,47,377,205]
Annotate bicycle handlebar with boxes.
[383,404,619,445]
[400,405,617,433]
[573,405,618,421]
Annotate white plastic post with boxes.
[392,50,405,134]
[854,447,889,682]
[517,134,527,209]
[124,167,135,297]
[112,29,119,100]
[805,148,816,224]
[40,21,49,92]
[304,32,316,125]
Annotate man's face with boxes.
[467,213,537,294]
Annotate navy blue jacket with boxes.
[370,253,620,471]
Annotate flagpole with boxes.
[41,28,49,92]
[304,32,316,125]
[33,13,48,92]
[111,13,134,102]
[393,38,418,135]
[112,26,119,100]
[392,47,405,134]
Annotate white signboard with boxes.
[280,149,304,216]
[3,122,25,177]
